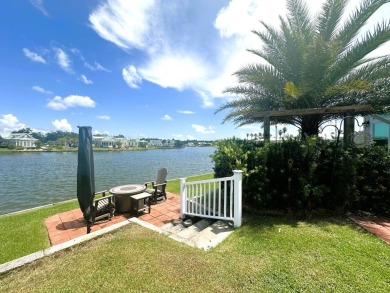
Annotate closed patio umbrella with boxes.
[77,126,95,233]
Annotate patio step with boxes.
[191,220,234,250]
[161,221,186,234]
[175,218,215,240]
[160,218,234,250]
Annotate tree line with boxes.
[0,128,213,149]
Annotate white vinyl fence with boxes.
[180,170,242,228]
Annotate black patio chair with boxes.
[91,190,115,227]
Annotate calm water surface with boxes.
[0,147,215,215]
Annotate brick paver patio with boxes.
[45,192,390,247]
[45,192,181,245]
[349,216,390,245]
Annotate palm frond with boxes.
[251,22,288,72]
[286,0,313,36]
[334,0,389,47]
[233,64,285,92]
[341,56,390,82]
[316,0,347,41]
[328,21,390,83]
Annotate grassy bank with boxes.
[1,216,389,292]
[0,173,213,264]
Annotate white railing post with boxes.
[180,178,186,219]
[233,170,243,228]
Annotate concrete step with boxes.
[160,217,235,251]
[191,220,234,251]
[161,221,186,234]
[176,218,215,240]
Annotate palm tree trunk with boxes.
[301,116,320,137]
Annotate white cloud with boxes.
[122,65,142,88]
[23,48,46,63]
[47,95,96,110]
[172,134,183,139]
[161,114,172,121]
[97,115,110,120]
[93,129,110,135]
[85,61,110,72]
[192,124,215,134]
[89,0,157,50]
[139,53,208,91]
[172,133,196,140]
[54,48,72,72]
[177,110,194,114]
[32,85,52,94]
[52,119,72,132]
[89,0,390,107]
[0,114,26,133]
[30,0,49,16]
[80,74,93,85]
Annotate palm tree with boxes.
[216,0,390,136]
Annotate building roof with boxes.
[4,133,38,141]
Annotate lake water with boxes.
[0,147,215,215]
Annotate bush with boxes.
[211,138,390,215]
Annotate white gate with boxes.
[180,170,242,228]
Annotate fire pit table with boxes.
[109,184,146,213]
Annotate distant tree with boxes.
[12,128,32,134]
[35,140,43,148]
[31,132,45,143]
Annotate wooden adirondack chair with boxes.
[144,168,168,204]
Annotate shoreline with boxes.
[0,145,213,153]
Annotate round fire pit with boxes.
[109,184,146,213]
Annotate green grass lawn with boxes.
[1,216,389,292]
[1,172,389,292]
[0,201,79,264]
[0,173,213,264]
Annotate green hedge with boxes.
[211,138,390,215]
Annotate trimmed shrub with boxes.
[211,138,390,215]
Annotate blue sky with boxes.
[1,0,389,140]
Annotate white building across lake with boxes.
[2,133,38,148]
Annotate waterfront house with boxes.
[93,135,129,148]
[128,139,139,147]
[147,139,175,147]
[2,133,38,148]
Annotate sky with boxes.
[0,0,389,140]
